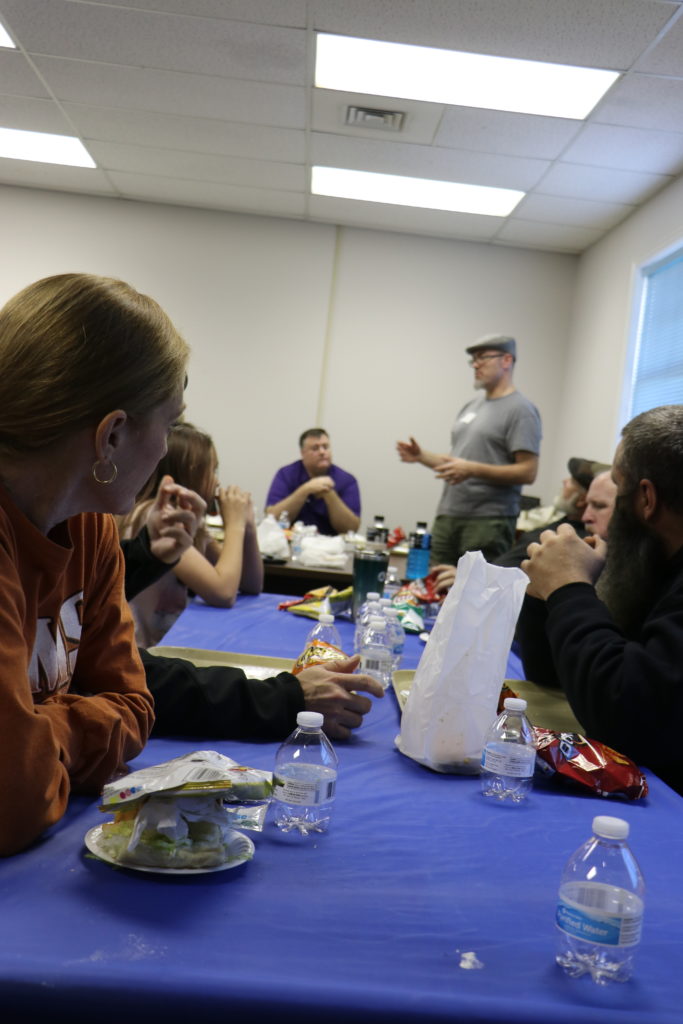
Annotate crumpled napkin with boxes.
[298,534,348,568]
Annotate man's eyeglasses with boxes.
[468,352,504,367]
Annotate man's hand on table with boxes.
[521,522,606,601]
[296,654,384,740]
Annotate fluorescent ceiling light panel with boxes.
[0,21,15,47]
[0,127,96,167]
[312,166,524,217]
[315,34,619,120]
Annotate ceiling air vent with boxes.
[345,106,405,131]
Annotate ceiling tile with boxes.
[309,193,506,240]
[562,122,683,175]
[632,9,683,74]
[71,0,307,27]
[0,94,75,134]
[311,133,549,190]
[33,56,307,128]
[0,157,116,194]
[0,50,50,98]
[514,192,633,230]
[595,72,683,132]
[434,107,581,160]
[310,0,676,67]
[536,161,671,204]
[495,218,604,252]
[65,104,306,163]
[106,169,307,216]
[87,139,305,190]
[2,0,307,85]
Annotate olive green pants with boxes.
[430,515,516,566]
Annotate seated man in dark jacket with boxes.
[431,456,608,590]
[123,476,382,741]
[518,405,683,795]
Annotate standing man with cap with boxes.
[397,334,542,565]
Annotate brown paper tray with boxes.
[148,646,293,680]
[392,671,584,734]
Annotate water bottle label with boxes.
[556,884,643,947]
[481,744,535,778]
[362,655,389,679]
[273,773,337,806]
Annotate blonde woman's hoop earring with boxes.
[92,459,118,485]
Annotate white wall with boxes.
[0,183,578,533]
[560,175,683,466]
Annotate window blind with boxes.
[630,252,683,418]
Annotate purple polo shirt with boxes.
[265,460,361,536]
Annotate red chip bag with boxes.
[534,728,648,800]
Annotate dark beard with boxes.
[597,493,668,636]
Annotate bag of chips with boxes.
[534,728,648,800]
[291,640,346,675]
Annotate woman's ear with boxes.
[94,409,128,460]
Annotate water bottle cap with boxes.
[368,617,385,627]
[366,592,380,600]
[318,613,334,624]
[296,711,323,729]
[593,815,629,840]
[503,697,527,712]
[379,598,391,607]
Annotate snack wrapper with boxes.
[100,749,273,809]
[291,640,345,675]
[279,586,353,619]
[534,729,649,800]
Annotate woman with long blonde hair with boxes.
[119,421,263,647]
[0,272,197,856]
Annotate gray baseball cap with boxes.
[465,334,517,359]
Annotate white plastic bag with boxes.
[257,514,290,559]
[395,550,528,773]
[299,533,347,568]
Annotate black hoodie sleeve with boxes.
[140,648,305,741]
[121,528,176,601]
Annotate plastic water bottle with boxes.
[353,592,381,652]
[384,607,405,669]
[272,711,338,835]
[359,616,393,690]
[406,527,431,580]
[556,816,645,984]
[480,697,536,802]
[383,564,402,601]
[290,520,304,561]
[278,510,290,531]
[304,612,342,651]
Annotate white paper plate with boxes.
[84,824,254,874]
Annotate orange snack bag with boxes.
[291,640,345,675]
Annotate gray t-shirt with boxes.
[436,390,542,519]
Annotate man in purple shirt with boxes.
[265,428,361,536]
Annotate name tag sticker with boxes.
[459,412,477,424]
